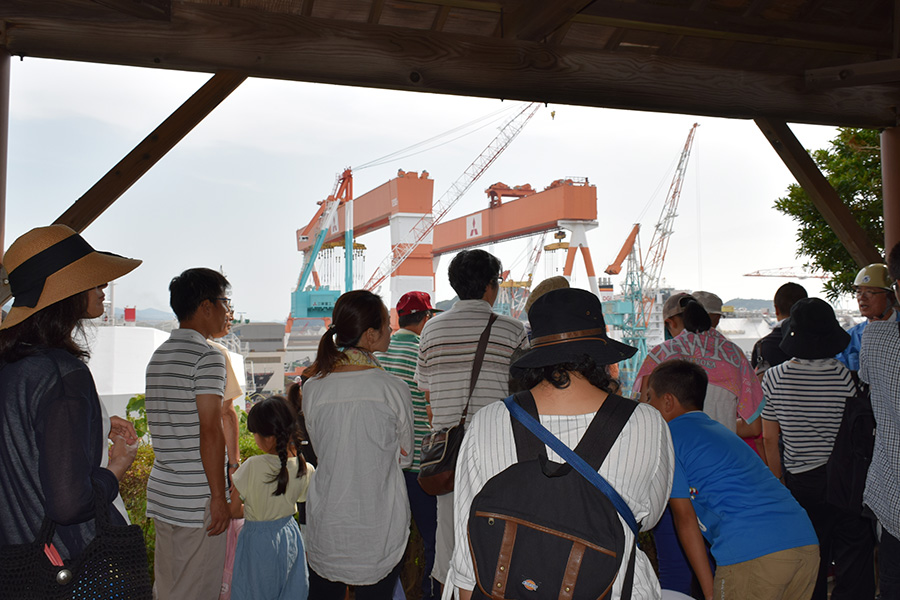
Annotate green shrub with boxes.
[119,442,156,579]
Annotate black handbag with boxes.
[418,313,497,496]
[0,492,152,600]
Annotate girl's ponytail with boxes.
[306,290,386,377]
[272,430,290,496]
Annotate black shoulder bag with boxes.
[418,312,498,496]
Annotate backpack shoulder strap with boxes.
[510,390,546,460]
[505,392,640,535]
[575,394,638,472]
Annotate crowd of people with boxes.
[1,224,899,600]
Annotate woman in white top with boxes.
[448,288,674,600]
[302,290,414,600]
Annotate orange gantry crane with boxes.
[432,177,600,295]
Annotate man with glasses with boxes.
[859,245,900,599]
[146,268,234,600]
[836,263,899,371]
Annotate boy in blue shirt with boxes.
[646,359,819,600]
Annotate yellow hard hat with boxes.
[853,263,893,291]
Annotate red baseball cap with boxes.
[397,291,441,316]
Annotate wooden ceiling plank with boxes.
[742,0,769,19]
[575,0,888,55]
[90,0,170,21]
[806,57,900,88]
[369,0,385,24]
[431,5,450,31]
[4,1,899,127]
[499,0,594,41]
[755,117,883,268]
[53,70,247,232]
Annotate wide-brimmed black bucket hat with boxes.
[512,288,637,374]
[780,297,850,359]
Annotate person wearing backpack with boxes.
[446,288,674,600]
[645,359,819,600]
[760,298,876,600]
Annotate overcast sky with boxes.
[5,58,853,322]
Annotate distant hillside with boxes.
[435,296,459,311]
[724,298,771,311]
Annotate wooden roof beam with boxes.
[577,0,889,55]
[498,0,593,41]
[806,57,900,89]
[3,0,899,127]
[90,0,170,21]
[755,117,882,268]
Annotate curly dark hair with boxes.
[514,353,618,393]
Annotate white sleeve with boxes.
[447,413,487,593]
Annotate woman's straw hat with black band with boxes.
[511,288,637,375]
[0,225,141,331]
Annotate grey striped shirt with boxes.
[415,300,527,430]
[145,329,226,527]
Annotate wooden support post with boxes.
[0,47,9,264]
[755,117,882,267]
[54,70,246,232]
[882,126,900,256]
[0,47,10,322]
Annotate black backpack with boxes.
[467,391,638,600]
[826,374,876,514]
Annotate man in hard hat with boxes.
[859,245,900,598]
[836,263,899,371]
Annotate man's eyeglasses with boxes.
[854,289,891,299]
[216,297,233,311]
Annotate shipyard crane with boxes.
[744,267,827,279]
[364,102,541,292]
[295,168,353,294]
[638,123,699,327]
[602,123,699,394]
[499,232,545,319]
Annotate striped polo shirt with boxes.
[379,329,429,471]
[415,300,527,431]
[761,358,855,474]
[145,328,226,527]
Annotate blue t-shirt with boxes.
[669,412,818,566]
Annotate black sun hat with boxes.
[511,288,637,374]
[779,297,850,359]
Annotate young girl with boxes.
[229,396,314,600]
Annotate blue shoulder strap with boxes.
[503,394,639,536]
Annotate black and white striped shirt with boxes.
[145,329,226,527]
[761,358,855,474]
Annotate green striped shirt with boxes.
[378,329,429,472]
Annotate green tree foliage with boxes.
[774,127,884,299]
